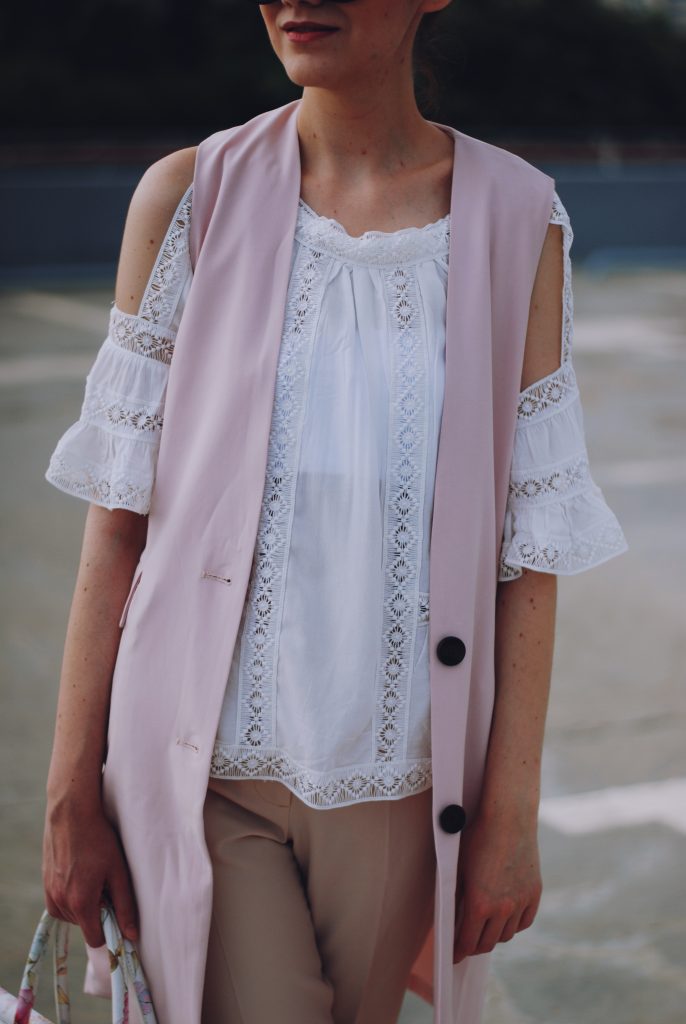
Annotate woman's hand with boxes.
[43,796,140,949]
[41,504,147,950]
[450,565,556,964]
[452,809,542,964]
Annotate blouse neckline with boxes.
[295,196,451,267]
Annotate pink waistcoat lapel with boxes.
[89,99,555,1024]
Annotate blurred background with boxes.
[1,1,684,1022]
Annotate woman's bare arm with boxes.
[453,222,563,964]
[478,220,564,825]
[43,147,196,948]
[45,508,148,813]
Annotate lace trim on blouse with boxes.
[295,197,450,266]
[138,185,193,328]
[210,744,432,806]
[109,308,176,365]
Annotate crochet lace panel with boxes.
[109,308,176,366]
[508,451,589,506]
[138,184,193,325]
[374,263,430,762]
[211,226,437,803]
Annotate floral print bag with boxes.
[0,897,157,1024]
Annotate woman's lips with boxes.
[284,27,339,43]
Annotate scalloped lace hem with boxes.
[45,451,152,514]
[295,197,450,267]
[498,516,629,579]
[210,744,433,808]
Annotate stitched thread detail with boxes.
[209,744,433,808]
[201,571,232,584]
[176,738,199,753]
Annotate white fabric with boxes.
[45,183,628,808]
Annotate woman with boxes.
[41,2,628,1023]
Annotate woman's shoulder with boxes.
[114,147,196,316]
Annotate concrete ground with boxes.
[1,266,684,1022]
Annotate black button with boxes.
[436,636,466,665]
[439,804,466,834]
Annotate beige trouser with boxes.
[201,776,436,1024]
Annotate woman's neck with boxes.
[296,86,450,183]
[295,88,454,237]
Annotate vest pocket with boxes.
[118,566,143,628]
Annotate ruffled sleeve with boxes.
[498,191,628,580]
[44,184,193,514]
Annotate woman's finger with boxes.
[108,858,140,942]
[496,910,521,944]
[453,891,488,963]
[516,896,540,933]
[473,911,510,954]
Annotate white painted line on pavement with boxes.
[539,776,686,835]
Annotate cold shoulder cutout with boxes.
[44,185,192,513]
[497,192,628,578]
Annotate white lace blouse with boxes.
[45,183,628,809]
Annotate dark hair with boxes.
[412,10,450,116]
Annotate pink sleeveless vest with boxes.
[87,98,555,1023]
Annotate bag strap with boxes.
[12,898,157,1024]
